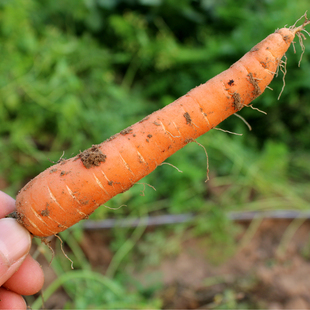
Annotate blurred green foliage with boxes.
[1,0,310,308]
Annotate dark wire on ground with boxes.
[81,210,310,230]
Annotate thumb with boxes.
[0,218,31,286]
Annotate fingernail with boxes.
[0,218,31,266]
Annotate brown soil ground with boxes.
[34,218,310,309]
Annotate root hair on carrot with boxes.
[234,113,252,131]
[277,55,287,100]
[301,27,310,37]
[214,127,243,136]
[266,69,276,76]
[47,151,66,164]
[192,139,210,182]
[291,12,307,29]
[103,204,127,210]
[291,12,310,66]
[135,182,157,196]
[291,39,297,54]
[296,30,308,67]
[43,238,55,267]
[159,162,183,173]
[55,234,74,269]
[58,151,66,163]
[247,104,267,115]
[266,85,273,90]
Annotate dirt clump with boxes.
[79,145,106,169]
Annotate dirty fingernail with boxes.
[0,218,31,266]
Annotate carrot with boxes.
[15,16,310,238]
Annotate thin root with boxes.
[266,69,277,76]
[47,151,66,164]
[159,162,183,173]
[292,40,297,54]
[291,12,310,66]
[291,12,307,30]
[247,104,267,115]
[43,238,55,267]
[214,127,243,136]
[103,204,127,210]
[291,11,310,34]
[234,113,252,131]
[192,140,210,182]
[277,55,287,100]
[135,182,157,196]
[297,31,307,67]
[302,28,310,37]
[54,234,74,269]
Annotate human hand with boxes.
[0,191,44,310]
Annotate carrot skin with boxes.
[16,27,296,237]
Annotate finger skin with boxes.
[0,219,32,286]
[0,288,27,310]
[4,254,44,296]
[0,191,16,218]
[0,254,28,287]
[0,191,45,304]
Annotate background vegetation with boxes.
[1,0,310,308]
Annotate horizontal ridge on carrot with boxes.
[15,16,310,238]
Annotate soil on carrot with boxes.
[248,72,262,97]
[40,207,50,217]
[183,112,192,124]
[78,145,106,169]
[232,92,243,111]
[120,127,133,135]
[32,218,310,309]
[8,209,26,227]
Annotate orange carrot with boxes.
[15,17,310,238]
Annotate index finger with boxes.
[0,191,16,218]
